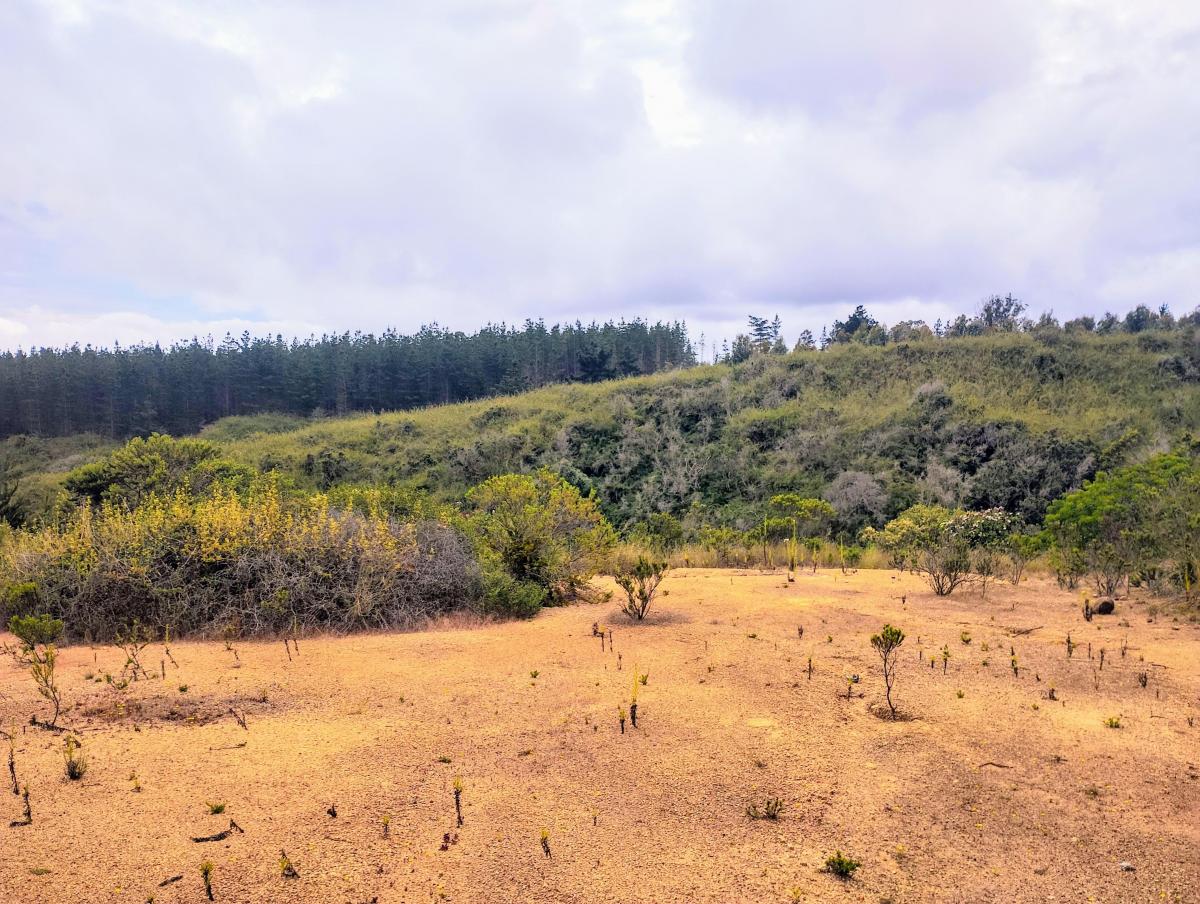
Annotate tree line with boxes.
[0,319,694,440]
[721,297,1200,361]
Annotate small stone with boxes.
[1118,861,1135,872]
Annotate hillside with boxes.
[204,332,1200,533]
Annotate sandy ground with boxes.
[0,569,1197,904]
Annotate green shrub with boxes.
[616,557,669,620]
[824,851,861,879]
[7,613,63,649]
[479,570,547,619]
[467,469,615,604]
[2,582,41,620]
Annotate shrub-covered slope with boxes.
[215,332,1200,533]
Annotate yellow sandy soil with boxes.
[0,569,1197,904]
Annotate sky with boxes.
[2,0,1199,356]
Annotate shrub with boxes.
[0,479,484,640]
[479,570,546,619]
[466,469,615,606]
[616,557,669,620]
[2,582,41,621]
[870,624,905,719]
[870,505,1014,595]
[64,434,252,508]
[824,851,861,879]
[7,613,63,649]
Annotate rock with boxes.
[1119,861,1135,872]
[1094,599,1116,615]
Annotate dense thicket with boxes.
[0,320,694,440]
[0,438,616,639]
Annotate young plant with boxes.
[279,850,299,879]
[940,645,950,675]
[540,828,552,858]
[9,614,65,729]
[9,785,31,827]
[206,801,226,815]
[618,706,627,734]
[6,729,17,795]
[824,851,861,879]
[381,814,391,837]
[453,776,464,827]
[115,619,155,681]
[63,735,87,780]
[200,860,215,900]
[870,624,905,719]
[616,557,669,620]
[1104,716,1121,728]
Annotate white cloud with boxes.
[1,0,1198,352]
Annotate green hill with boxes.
[203,331,1200,536]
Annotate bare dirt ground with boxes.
[1,569,1197,904]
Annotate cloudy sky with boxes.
[2,0,1198,354]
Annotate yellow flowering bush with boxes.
[0,477,479,639]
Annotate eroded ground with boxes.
[1,569,1197,903]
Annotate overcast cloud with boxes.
[2,0,1198,354]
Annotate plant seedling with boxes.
[618,706,627,734]
[115,619,155,681]
[7,730,17,795]
[540,828,552,858]
[9,616,65,729]
[453,777,464,827]
[207,802,226,815]
[200,860,214,900]
[63,735,87,780]
[870,624,905,719]
[746,797,784,820]
[941,645,950,675]
[1010,655,1019,678]
[279,850,299,879]
[806,657,814,680]
[382,814,391,837]
[9,785,31,827]
[825,851,861,879]
[1137,671,1148,688]
[1104,716,1121,728]
[960,631,971,645]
